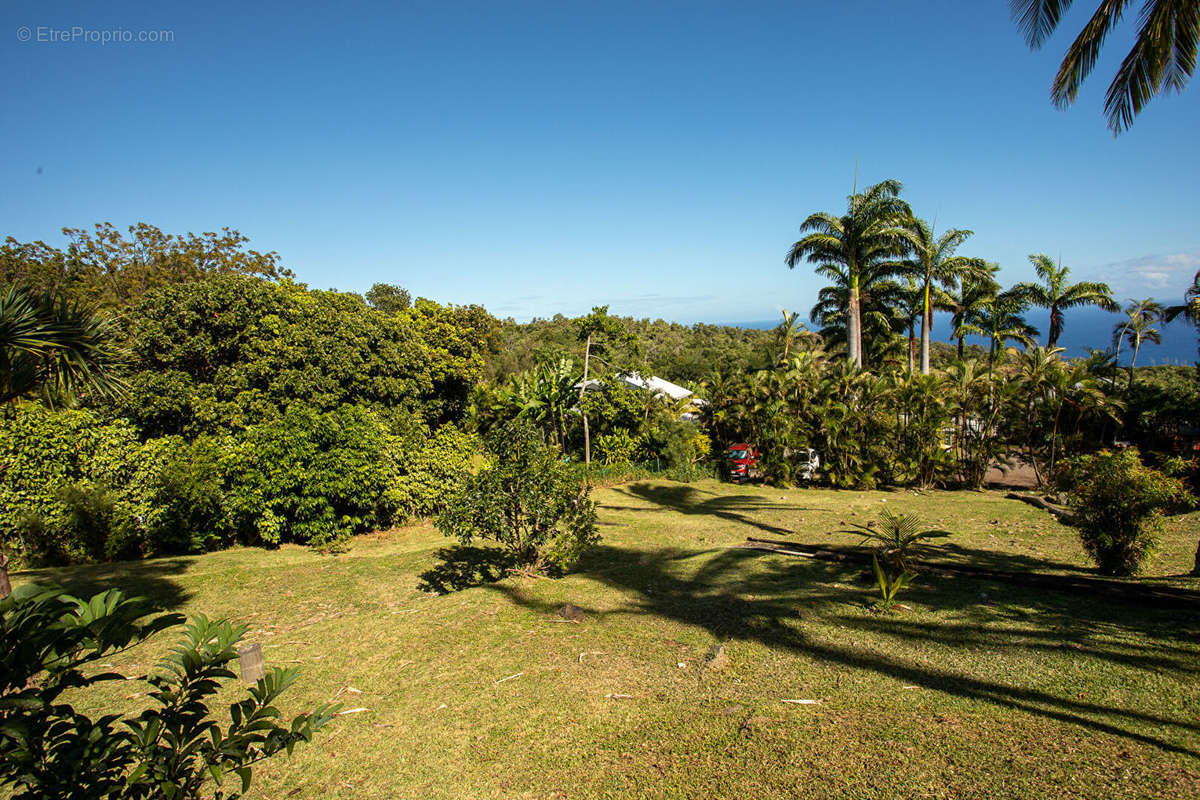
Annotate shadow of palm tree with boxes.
[608,482,819,537]
[499,541,1200,758]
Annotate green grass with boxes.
[14,479,1200,799]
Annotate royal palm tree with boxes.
[810,269,907,368]
[898,218,988,374]
[1015,254,1117,346]
[1113,298,1164,387]
[940,263,1001,360]
[0,285,127,407]
[786,179,911,367]
[1012,0,1200,134]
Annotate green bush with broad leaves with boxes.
[437,419,598,575]
[1060,448,1193,576]
[0,405,144,564]
[0,584,336,799]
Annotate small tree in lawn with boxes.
[437,419,598,575]
[1061,448,1192,576]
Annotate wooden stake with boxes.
[238,643,265,683]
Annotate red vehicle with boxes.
[723,442,761,484]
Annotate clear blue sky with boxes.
[3,0,1198,324]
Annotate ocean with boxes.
[732,306,1198,366]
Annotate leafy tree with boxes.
[437,419,598,574]
[897,219,987,374]
[1011,0,1200,134]
[1014,253,1118,346]
[0,585,335,799]
[786,179,911,367]
[1,223,289,310]
[365,282,412,313]
[0,286,127,407]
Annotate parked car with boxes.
[722,443,761,484]
[785,447,821,482]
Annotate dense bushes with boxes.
[0,403,479,565]
[1060,448,1192,575]
[115,276,491,437]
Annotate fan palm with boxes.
[786,179,911,367]
[898,219,988,374]
[1014,254,1118,346]
[0,286,127,407]
[1112,297,1164,387]
[1012,0,1200,134]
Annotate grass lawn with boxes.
[14,479,1200,799]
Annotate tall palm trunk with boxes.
[848,277,862,367]
[920,281,932,374]
[1129,336,1141,391]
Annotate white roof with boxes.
[576,372,695,401]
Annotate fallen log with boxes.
[741,537,1200,610]
[1004,492,1071,519]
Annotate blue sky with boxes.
[2,0,1198,324]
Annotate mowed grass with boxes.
[14,479,1200,799]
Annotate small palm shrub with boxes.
[1060,448,1191,576]
[845,510,950,609]
[437,419,598,575]
[845,509,951,574]
[0,585,335,799]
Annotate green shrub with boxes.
[437,419,598,574]
[0,584,335,799]
[1061,448,1192,576]
[391,425,480,520]
[594,430,641,465]
[0,405,142,565]
[223,404,402,549]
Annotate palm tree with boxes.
[772,309,818,365]
[941,263,1001,360]
[1015,254,1117,346]
[809,269,907,368]
[959,290,1040,368]
[898,219,987,374]
[1012,0,1200,134]
[1112,298,1164,387]
[0,285,127,407]
[786,179,911,367]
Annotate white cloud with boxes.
[1093,250,1200,297]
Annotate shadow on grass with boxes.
[497,541,1200,759]
[14,557,194,612]
[607,482,820,537]
[417,545,516,594]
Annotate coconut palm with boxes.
[0,285,127,407]
[1014,254,1117,346]
[772,309,819,365]
[786,179,911,367]
[1112,298,1164,387]
[1012,0,1200,134]
[898,219,988,374]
